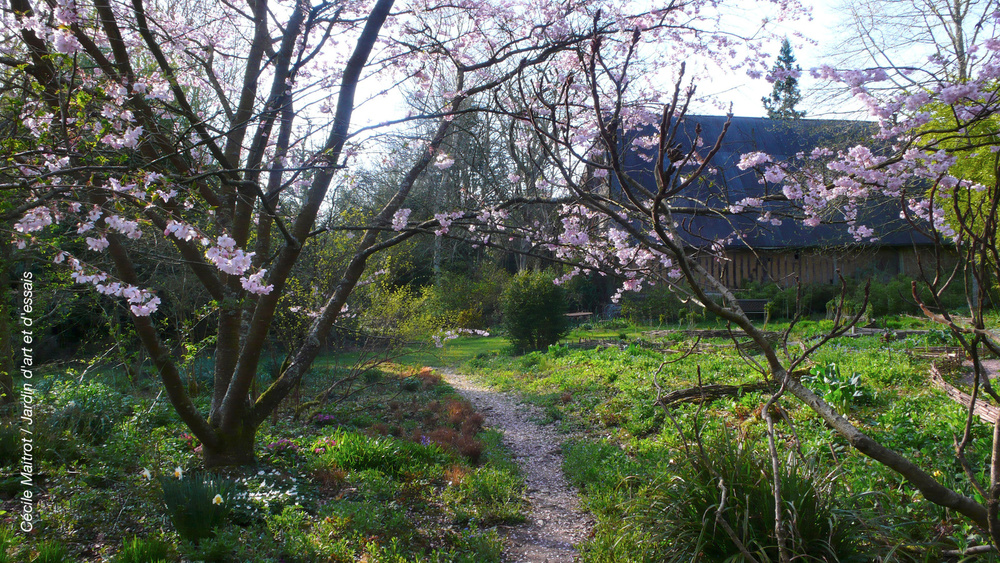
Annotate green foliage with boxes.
[614,433,856,562]
[177,527,242,563]
[30,541,72,563]
[48,379,133,445]
[159,473,237,542]
[326,498,414,540]
[761,281,841,319]
[112,537,170,563]
[619,284,689,325]
[355,285,439,342]
[310,429,452,478]
[803,362,867,414]
[0,528,19,563]
[444,528,503,563]
[425,264,512,328]
[445,466,526,525]
[563,440,642,491]
[502,270,570,351]
[266,506,322,563]
[0,422,18,469]
[743,274,967,320]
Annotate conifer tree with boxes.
[763,38,805,119]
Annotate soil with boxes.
[439,369,592,563]
[958,358,1000,387]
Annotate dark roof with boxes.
[614,115,933,249]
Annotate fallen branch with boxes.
[941,545,996,557]
[657,381,772,406]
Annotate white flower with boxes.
[140,468,151,480]
[173,466,183,480]
[212,494,223,505]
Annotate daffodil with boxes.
[140,468,152,480]
[212,494,223,505]
[173,466,183,480]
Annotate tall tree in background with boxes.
[763,38,805,119]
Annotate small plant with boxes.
[266,506,322,563]
[178,527,242,563]
[926,328,957,346]
[312,430,451,478]
[615,432,857,562]
[160,471,236,542]
[445,466,526,525]
[802,362,866,414]
[30,541,72,563]
[112,537,170,563]
[0,527,20,563]
[262,438,302,461]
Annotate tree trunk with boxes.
[202,423,258,468]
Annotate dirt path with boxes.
[439,369,592,562]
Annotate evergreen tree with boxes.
[762,38,805,119]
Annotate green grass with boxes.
[394,335,509,367]
[459,318,995,560]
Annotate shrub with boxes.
[426,264,512,328]
[502,270,569,352]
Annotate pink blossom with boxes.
[391,208,411,231]
[86,237,110,251]
[737,152,771,170]
[53,30,82,55]
[434,154,455,170]
[241,270,274,295]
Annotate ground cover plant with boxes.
[462,317,999,560]
[0,360,521,562]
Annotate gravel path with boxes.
[439,369,592,563]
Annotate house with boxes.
[611,115,942,290]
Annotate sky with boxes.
[349,0,857,144]
[691,1,847,119]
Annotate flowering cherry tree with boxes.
[499,6,1000,551]
[0,0,783,465]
